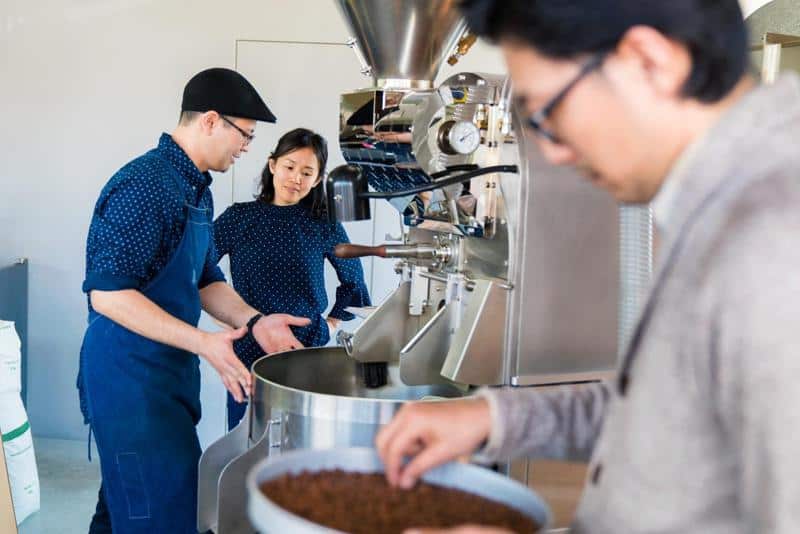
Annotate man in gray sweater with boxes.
[377,1,800,532]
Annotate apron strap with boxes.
[87,425,93,462]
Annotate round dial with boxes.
[439,120,481,155]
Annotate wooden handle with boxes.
[334,244,387,258]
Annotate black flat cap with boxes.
[182,67,277,123]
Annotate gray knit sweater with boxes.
[478,74,800,533]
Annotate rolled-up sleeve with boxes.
[325,222,371,320]
[82,172,167,293]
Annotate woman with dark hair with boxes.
[213,128,371,428]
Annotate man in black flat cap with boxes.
[77,67,310,533]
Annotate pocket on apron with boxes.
[116,452,151,520]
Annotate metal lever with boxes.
[334,243,444,261]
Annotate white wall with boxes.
[741,0,774,17]
[0,0,504,443]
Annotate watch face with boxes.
[447,121,481,155]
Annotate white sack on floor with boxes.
[0,321,21,393]
[0,391,39,524]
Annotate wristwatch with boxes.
[246,313,263,335]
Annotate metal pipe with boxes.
[334,243,442,261]
[360,165,519,199]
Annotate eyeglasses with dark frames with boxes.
[526,53,606,144]
[220,115,255,145]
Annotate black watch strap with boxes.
[246,313,263,334]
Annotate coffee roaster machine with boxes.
[198,1,653,532]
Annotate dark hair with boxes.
[178,110,201,125]
[257,128,329,219]
[460,0,749,103]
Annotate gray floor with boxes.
[17,437,100,534]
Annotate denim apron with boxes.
[78,164,209,533]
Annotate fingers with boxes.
[285,334,304,350]
[219,361,246,403]
[376,406,405,458]
[398,441,454,489]
[228,325,248,340]
[272,331,304,352]
[382,416,428,488]
[251,315,307,353]
[376,407,409,483]
[219,337,251,399]
[228,357,251,395]
[282,314,312,327]
[220,373,245,403]
[235,370,250,398]
[378,401,479,489]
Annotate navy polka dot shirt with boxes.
[213,201,371,365]
[82,134,225,308]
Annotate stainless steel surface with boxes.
[330,179,359,221]
[247,447,552,533]
[197,406,250,532]
[399,302,456,386]
[336,45,626,385]
[334,66,520,389]
[249,347,465,450]
[512,371,615,387]
[201,347,466,533]
[505,109,620,379]
[216,428,272,534]
[384,243,438,260]
[344,281,419,363]
[335,0,466,87]
[441,279,508,385]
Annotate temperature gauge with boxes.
[438,120,481,155]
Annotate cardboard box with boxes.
[0,435,18,534]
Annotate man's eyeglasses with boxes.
[220,115,255,145]
[526,53,606,144]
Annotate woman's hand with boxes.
[251,313,310,354]
[326,317,341,336]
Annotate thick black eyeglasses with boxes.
[220,115,255,145]
[526,53,606,144]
